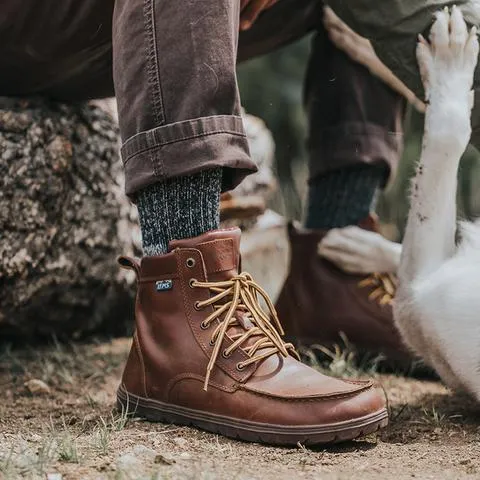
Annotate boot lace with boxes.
[358,272,397,306]
[191,273,298,391]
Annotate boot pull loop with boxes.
[117,256,141,281]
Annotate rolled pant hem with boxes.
[307,122,403,188]
[121,115,257,197]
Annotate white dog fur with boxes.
[319,226,402,275]
[396,7,480,396]
[323,7,480,398]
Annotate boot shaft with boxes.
[118,228,264,399]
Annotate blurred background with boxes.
[238,36,480,241]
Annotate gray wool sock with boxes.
[137,169,222,256]
[305,165,386,229]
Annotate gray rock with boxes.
[0,97,138,338]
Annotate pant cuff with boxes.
[308,122,403,188]
[121,115,257,197]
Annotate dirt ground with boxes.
[1,338,480,480]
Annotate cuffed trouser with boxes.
[0,0,404,197]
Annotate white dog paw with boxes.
[318,226,401,275]
[418,6,479,152]
[418,7,478,100]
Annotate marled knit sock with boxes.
[305,165,386,229]
[137,169,222,256]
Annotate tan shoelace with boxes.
[358,272,397,305]
[191,273,297,391]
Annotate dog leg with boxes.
[399,7,478,285]
[394,8,479,384]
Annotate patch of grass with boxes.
[111,403,131,432]
[94,405,133,455]
[95,417,112,456]
[300,333,383,378]
[0,435,59,478]
[22,340,76,387]
[43,337,76,385]
[58,432,79,464]
[45,416,80,465]
[421,406,446,426]
[85,393,99,408]
[35,436,58,474]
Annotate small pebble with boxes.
[24,379,50,395]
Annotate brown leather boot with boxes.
[275,219,412,365]
[117,228,387,445]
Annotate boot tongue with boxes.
[168,228,241,280]
[170,228,281,368]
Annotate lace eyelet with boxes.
[222,350,231,359]
[209,338,216,346]
[186,257,196,268]
[200,321,209,330]
[236,363,245,371]
[194,301,202,311]
[189,278,197,288]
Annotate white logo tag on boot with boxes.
[156,280,173,292]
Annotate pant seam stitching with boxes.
[144,0,165,126]
[146,130,162,177]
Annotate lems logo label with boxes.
[156,280,173,292]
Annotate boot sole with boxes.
[117,385,388,446]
